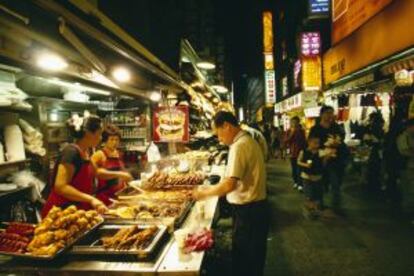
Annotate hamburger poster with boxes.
[153,106,189,143]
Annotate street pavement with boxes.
[206,159,414,276]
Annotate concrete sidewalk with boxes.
[265,159,414,276]
[205,159,414,276]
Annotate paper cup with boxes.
[174,229,189,248]
[195,201,206,220]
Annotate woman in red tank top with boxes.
[91,124,133,206]
[42,115,108,218]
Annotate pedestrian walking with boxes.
[298,136,331,219]
[193,111,268,276]
[285,116,306,190]
[363,111,385,192]
[309,105,348,216]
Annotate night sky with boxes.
[214,0,264,78]
[100,0,270,92]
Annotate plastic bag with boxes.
[8,170,46,203]
[147,142,161,163]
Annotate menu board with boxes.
[332,0,393,44]
[153,106,189,143]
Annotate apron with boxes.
[95,149,126,206]
[41,145,94,218]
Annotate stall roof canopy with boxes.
[0,0,185,100]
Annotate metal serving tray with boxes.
[0,218,104,260]
[70,224,168,259]
[104,200,194,229]
[116,187,193,203]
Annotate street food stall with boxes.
[0,161,224,275]
[0,1,230,275]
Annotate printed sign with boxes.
[265,70,276,104]
[309,0,330,15]
[153,106,189,143]
[301,32,321,57]
[302,56,322,91]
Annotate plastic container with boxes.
[4,125,26,161]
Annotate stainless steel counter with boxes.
[0,166,224,275]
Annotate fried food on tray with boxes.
[101,226,158,251]
[29,243,63,256]
[119,189,192,203]
[0,232,31,253]
[142,171,205,190]
[54,230,69,241]
[27,205,103,256]
[0,206,102,257]
[109,206,137,219]
[136,211,153,219]
[0,223,35,253]
[107,201,186,220]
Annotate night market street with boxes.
[0,1,414,275]
[207,159,414,276]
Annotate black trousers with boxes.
[290,158,301,186]
[232,200,269,276]
[303,178,324,207]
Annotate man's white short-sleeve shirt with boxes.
[225,130,267,205]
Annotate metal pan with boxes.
[0,218,104,260]
[70,224,167,259]
[103,201,193,229]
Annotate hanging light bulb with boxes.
[36,53,68,71]
[150,91,161,102]
[112,67,131,82]
[196,61,216,70]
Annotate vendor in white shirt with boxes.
[193,111,268,276]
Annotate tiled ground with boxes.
[205,159,414,276]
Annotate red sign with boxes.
[153,106,189,143]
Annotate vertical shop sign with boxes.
[301,32,321,91]
[264,53,274,70]
[302,56,322,91]
[294,60,302,89]
[263,11,276,104]
[282,77,288,96]
[265,70,276,104]
[301,32,321,57]
[153,106,189,143]
[263,11,273,53]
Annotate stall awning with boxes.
[0,0,185,101]
[381,55,414,75]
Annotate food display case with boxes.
[0,152,225,275]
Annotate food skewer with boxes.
[128,182,147,194]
